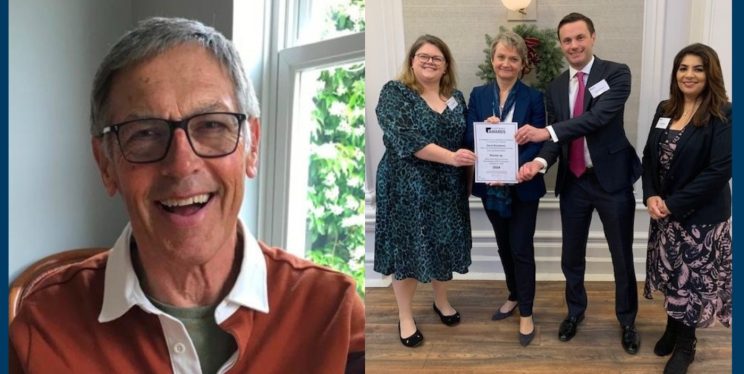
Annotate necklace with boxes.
[674,99,702,128]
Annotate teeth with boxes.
[160,194,210,207]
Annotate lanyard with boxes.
[492,81,519,119]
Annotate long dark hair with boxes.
[661,43,729,126]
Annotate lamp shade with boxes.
[501,0,532,11]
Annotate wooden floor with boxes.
[365,281,731,373]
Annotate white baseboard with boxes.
[365,272,647,288]
[365,194,652,287]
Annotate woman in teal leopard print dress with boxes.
[374,34,475,348]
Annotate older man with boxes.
[10,18,364,373]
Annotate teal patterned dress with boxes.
[374,80,472,282]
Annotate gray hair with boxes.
[490,30,528,65]
[90,17,259,136]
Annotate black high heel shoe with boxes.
[433,303,461,326]
[398,321,424,347]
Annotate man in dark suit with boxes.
[515,12,642,354]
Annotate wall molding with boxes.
[365,194,650,288]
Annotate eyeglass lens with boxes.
[116,113,242,162]
[415,53,444,64]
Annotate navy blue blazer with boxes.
[465,80,546,201]
[538,57,642,195]
[642,101,731,224]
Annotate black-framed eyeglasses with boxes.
[414,53,445,65]
[101,112,246,163]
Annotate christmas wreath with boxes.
[476,24,564,91]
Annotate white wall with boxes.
[364,0,404,197]
[636,0,732,184]
[9,0,262,281]
[132,0,234,38]
[364,0,405,286]
[689,0,733,99]
[9,0,132,281]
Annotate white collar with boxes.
[569,56,595,79]
[98,219,269,324]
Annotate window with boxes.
[295,0,365,46]
[244,0,365,296]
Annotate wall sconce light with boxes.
[502,0,536,21]
[501,0,532,15]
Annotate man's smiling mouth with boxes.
[158,193,214,215]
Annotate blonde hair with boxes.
[490,31,528,74]
[397,34,457,98]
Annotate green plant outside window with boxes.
[306,0,365,297]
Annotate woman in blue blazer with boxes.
[642,43,731,374]
[464,31,546,347]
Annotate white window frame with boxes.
[257,0,364,255]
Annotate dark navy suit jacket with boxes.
[538,57,642,195]
[465,80,546,201]
[642,101,731,225]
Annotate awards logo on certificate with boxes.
[474,122,518,184]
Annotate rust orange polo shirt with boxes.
[10,221,365,373]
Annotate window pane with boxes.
[287,61,365,296]
[295,0,365,46]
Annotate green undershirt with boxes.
[149,297,237,374]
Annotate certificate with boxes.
[474,122,518,183]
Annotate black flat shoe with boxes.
[398,321,424,347]
[519,328,536,347]
[433,303,460,326]
[491,303,517,321]
[621,325,641,354]
[519,316,536,347]
[558,314,584,342]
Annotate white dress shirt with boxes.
[536,56,596,171]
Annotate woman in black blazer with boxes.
[641,43,731,374]
[464,31,545,347]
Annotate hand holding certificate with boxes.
[474,122,518,184]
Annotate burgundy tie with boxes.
[569,71,586,177]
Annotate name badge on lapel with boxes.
[656,117,671,129]
[446,97,458,110]
[588,79,610,98]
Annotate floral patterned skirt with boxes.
[644,217,732,328]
